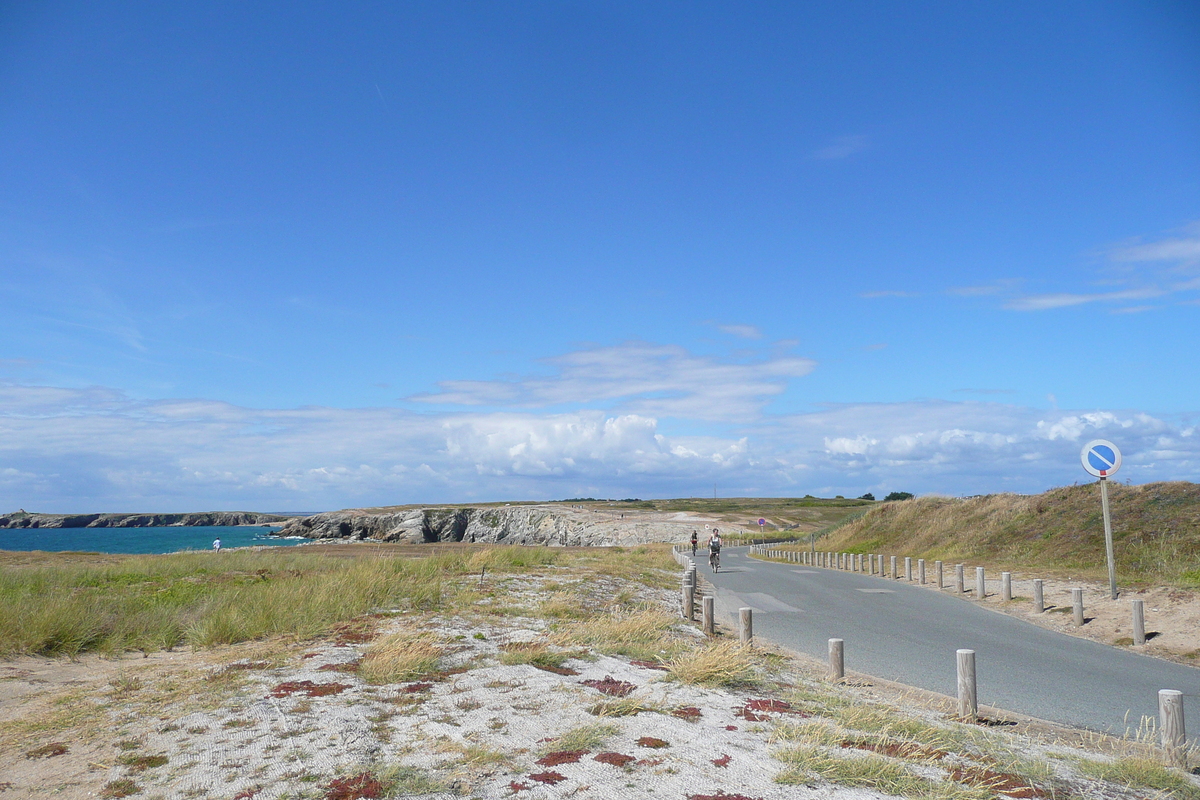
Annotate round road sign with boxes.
[758,518,765,526]
[1081,439,1122,478]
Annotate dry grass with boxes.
[358,633,444,684]
[818,481,1200,587]
[1074,755,1200,799]
[775,744,991,799]
[551,606,681,662]
[665,639,761,688]
[542,722,620,753]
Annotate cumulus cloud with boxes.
[717,324,762,339]
[410,341,816,422]
[2,379,1198,513]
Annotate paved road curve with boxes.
[704,548,1199,742]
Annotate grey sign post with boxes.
[1081,439,1122,600]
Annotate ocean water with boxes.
[0,524,307,555]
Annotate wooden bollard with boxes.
[975,567,986,600]
[955,564,965,594]
[918,558,926,585]
[857,553,863,572]
[683,586,695,620]
[1158,689,1187,767]
[828,638,844,682]
[905,557,913,581]
[702,596,715,636]
[935,560,944,589]
[1071,588,1084,627]
[1001,572,1012,602]
[957,649,977,720]
[739,607,753,644]
[1133,599,1146,645]
[890,556,898,579]
[1033,579,1044,612]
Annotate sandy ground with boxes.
[3,548,1198,799]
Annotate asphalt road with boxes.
[704,547,1200,742]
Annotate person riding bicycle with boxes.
[690,530,698,557]
[707,529,722,570]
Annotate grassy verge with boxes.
[0,545,677,657]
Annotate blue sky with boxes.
[2,1,1198,511]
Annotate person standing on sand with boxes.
[212,538,221,552]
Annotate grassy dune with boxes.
[0,544,675,657]
[819,481,1200,587]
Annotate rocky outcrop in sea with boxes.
[0,511,288,529]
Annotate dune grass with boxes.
[0,545,568,657]
[813,481,1200,587]
[665,638,762,688]
[359,633,445,684]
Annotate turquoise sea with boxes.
[0,525,307,555]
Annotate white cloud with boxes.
[1004,287,1165,311]
[812,134,869,160]
[2,380,1197,512]
[410,341,816,422]
[717,324,762,340]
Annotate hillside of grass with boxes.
[819,481,1200,588]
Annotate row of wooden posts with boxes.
[670,545,1191,769]
[749,545,1154,641]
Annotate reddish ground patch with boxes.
[735,698,805,721]
[841,739,947,761]
[946,766,1050,799]
[330,622,379,646]
[671,706,702,720]
[269,680,350,698]
[508,782,531,792]
[302,652,322,659]
[400,682,433,693]
[528,771,567,785]
[725,725,738,731]
[318,660,361,673]
[25,742,69,758]
[535,750,587,767]
[711,754,732,768]
[581,676,636,697]
[323,772,384,799]
[630,659,669,671]
[594,752,636,767]
[232,789,259,800]
[637,758,664,767]
[687,792,762,800]
[533,664,580,676]
[636,737,669,749]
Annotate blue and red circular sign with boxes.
[1081,439,1122,478]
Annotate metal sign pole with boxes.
[1100,476,1117,599]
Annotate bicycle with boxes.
[691,541,698,558]
[709,550,720,572]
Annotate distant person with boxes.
[212,538,221,552]
[690,530,698,557]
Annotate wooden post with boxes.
[1001,572,1012,602]
[955,564,965,594]
[683,586,695,621]
[856,553,863,572]
[1133,599,1146,645]
[975,567,986,600]
[739,607,753,644]
[957,649,977,721]
[1071,588,1084,627]
[890,556,897,579]
[918,558,926,585]
[935,560,944,589]
[905,556,913,581]
[1159,689,1187,768]
[828,638,844,682]
[1033,579,1044,612]
[702,596,714,636]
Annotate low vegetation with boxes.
[0,544,673,657]
[818,481,1200,587]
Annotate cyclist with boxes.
[690,530,698,557]
[707,529,722,572]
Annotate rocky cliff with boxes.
[275,504,714,547]
[0,511,288,529]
